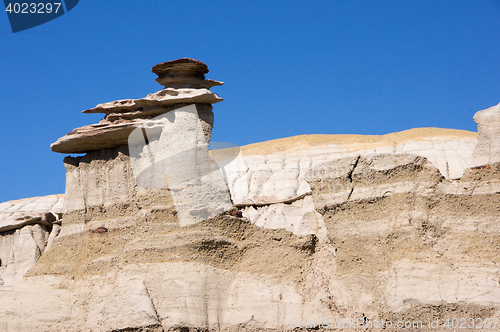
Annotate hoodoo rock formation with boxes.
[0,59,499,331]
[52,58,230,227]
[51,58,221,154]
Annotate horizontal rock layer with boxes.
[51,103,215,154]
[82,88,222,114]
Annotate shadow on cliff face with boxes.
[64,144,132,165]
[28,209,318,284]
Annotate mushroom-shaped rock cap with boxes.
[152,58,223,89]
[152,58,209,78]
[51,58,224,153]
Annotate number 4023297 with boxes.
[5,3,62,14]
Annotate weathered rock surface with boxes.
[51,58,222,154]
[129,104,233,227]
[1,153,500,331]
[223,130,477,209]
[0,195,63,289]
[0,194,64,227]
[4,57,499,331]
[471,102,500,167]
[151,57,224,89]
[0,224,50,288]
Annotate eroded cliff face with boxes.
[471,102,500,167]
[1,134,499,331]
[0,195,63,289]
[0,59,498,331]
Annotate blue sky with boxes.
[1,0,500,202]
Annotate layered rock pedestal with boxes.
[51,59,231,229]
[51,58,221,154]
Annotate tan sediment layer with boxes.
[238,127,477,156]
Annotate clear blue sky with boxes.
[1,1,500,202]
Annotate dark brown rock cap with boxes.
[152,58,208,78]
[152,58,223,89]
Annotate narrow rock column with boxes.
[470,102,500,167]
[130,104,232,226]
[51,59,229,221]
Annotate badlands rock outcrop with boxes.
[471,102,500,167]
[0,194,63,288]
[0,58,499,331]
[55,59,230,226]
[51,59,220,154]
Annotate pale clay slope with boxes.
[225,128,477,206]
[239,127,477,156]
[0,192,64,224]
[219,128,477,246]
[0,194,64,224]
[229,129,477,206]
